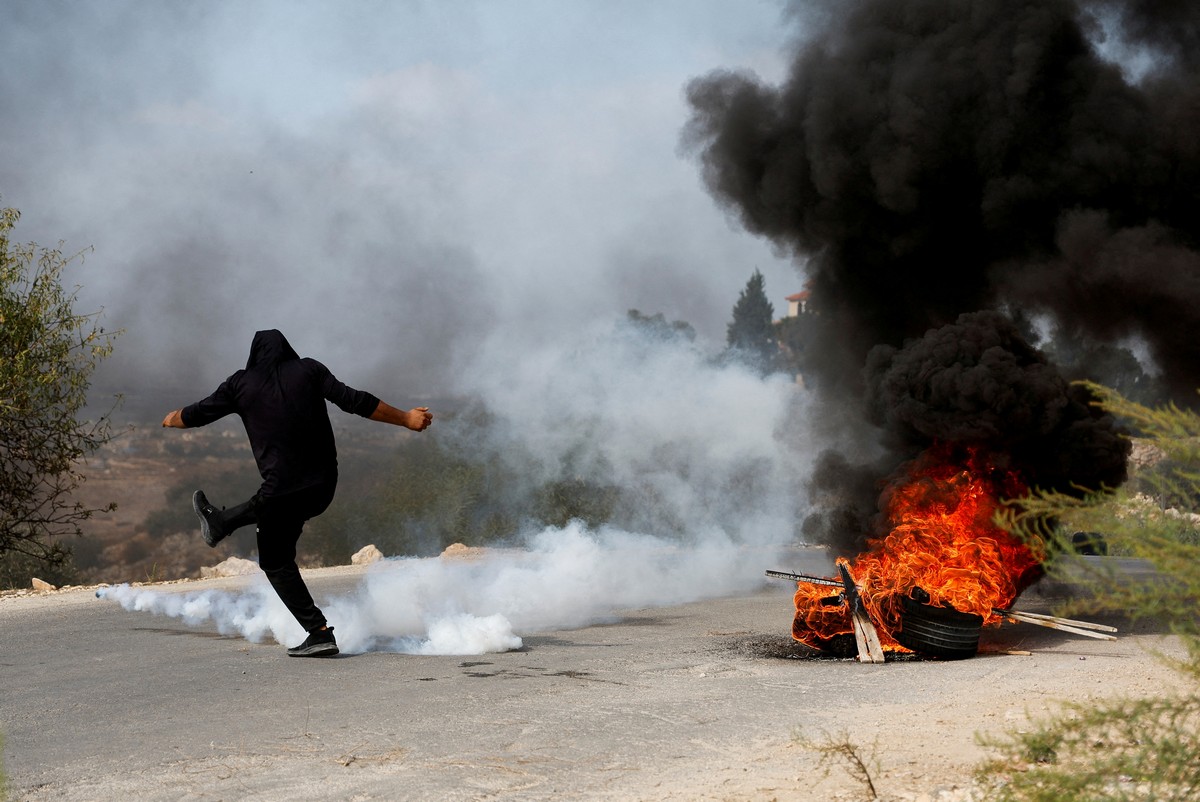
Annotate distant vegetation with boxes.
[303,404,638,566]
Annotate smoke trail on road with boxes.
[98,522,782,654]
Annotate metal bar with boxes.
[764,569,843,588]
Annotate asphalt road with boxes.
[0,556,1173,801]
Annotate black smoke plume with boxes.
[683,0,1198,554]
[806,311,1129,554]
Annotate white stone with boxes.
[200,556,260,578]
[351,544,384,565]
[31,577,56,592]
[440,542,488,561]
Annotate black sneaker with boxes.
[287,627,339,658]
[192,490,226,548]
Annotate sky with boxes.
[1,0,804,406]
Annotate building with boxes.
[784,289,810,318]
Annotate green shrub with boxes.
[977,383,1200,800]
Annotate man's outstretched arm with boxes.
[369,401,433,431]
[163,378,239,430]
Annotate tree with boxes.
[725,269,778,374]
[625,309,696,343]
[0,204,119,588]
[774,312,820,381]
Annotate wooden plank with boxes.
[993,608,1118,633]
[835,561,886,663]
[852,608,886,663]
[999,609,1118,641]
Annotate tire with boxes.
[803,596,858,658]
[813,632,858,658]
[894,593,983,660]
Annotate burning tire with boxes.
[812,632,858,658]
[895,592,983,660]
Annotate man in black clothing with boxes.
[162,329,433,657]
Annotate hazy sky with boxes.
[1,0,804,404]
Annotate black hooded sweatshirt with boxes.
[181,330,380,498]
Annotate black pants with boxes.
[224,481,337,633]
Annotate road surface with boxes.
[0,557,1181,801]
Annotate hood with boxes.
[245,329,300,370]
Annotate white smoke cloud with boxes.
[98,521,787,655]
[448,318,811,539]
[0,1,799,406]
[97,580,304,647]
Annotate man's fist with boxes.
[406,406,433,431]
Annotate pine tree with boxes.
[725,269,777,374]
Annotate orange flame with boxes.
[792,444,1042,652]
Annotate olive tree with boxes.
[0,204,119,587]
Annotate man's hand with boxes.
[162,409,186,428]
[404,406,433,431]
[369,401,433,431]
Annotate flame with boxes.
[792,444,1042,652]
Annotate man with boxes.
[162,329,432,657]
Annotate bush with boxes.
[0,204,119,589]
[977,383,1200,800]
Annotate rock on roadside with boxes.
[351,544,384,565]
[199,556,260,578]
